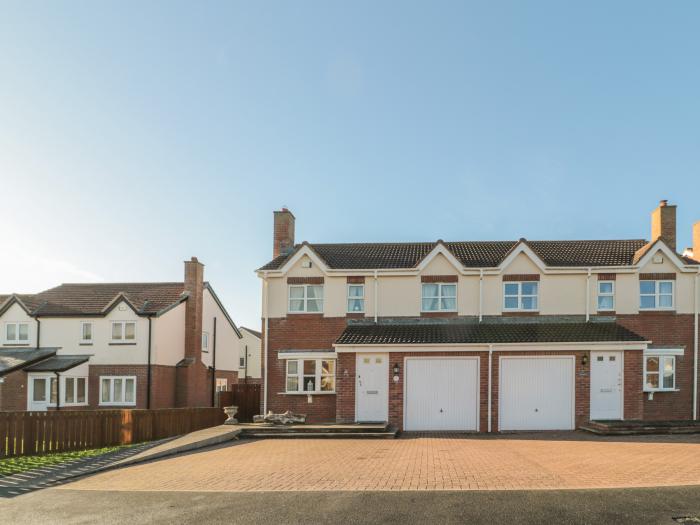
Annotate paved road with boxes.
[2,486,700,524]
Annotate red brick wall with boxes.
[150,364,177,409]
[617,313,697,420]
[89,365,149,409]
[265,315,347,422]
[0,370,28,411]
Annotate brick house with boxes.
[257,202,700,431]
[0,257,246,411]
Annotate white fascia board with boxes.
[415,243,465,273]
[636,240,696,272]
[643,347,684,356]
[278,351,337,359]
[334,341,650,353]
[498,242,547,273]
[272,245,330,275]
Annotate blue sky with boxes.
[1,1,699,329]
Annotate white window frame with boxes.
[639,280,675,311]
[202,331,209,352]
[284,358,336,394]
[28,375,88,407]
[421,283,457,312]
[347,284,365,313]
[62,376,89,406]
[643,355,677,392]
[597,281,615,311]
[111,321,136,342]
[80,322,93,344]
[5,322,30,344]
[503,281,539,311]
[215,378,228,392]
[99,375,137,406]
[288,284,324,313]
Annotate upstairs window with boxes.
[347,284,365,313]
[597,281,615,311]
[640,280,674,310]
[421,283,457,312]
[111,321,136,342]
[288,285,324,313]
[285,359,335,393]
[5,322,29,343]
[202,332,209,352]
[503,282,538,311]
[81,322,93,343]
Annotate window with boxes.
[503,282,539,311]
[5,322,29,343]
[347,284,365,313]
[644,356,676,391]
[288,285,324,313]
[111,321,136,342]
[239,352,246,368]
[640,280,674,310]
[81,322,93,343]
[202,332,209,352]
[215,378,228,392]
[64,377,87,405]
[100,376,136,405]
[597,281,615,311]
[421,283,457,312]
[285,359,336,393]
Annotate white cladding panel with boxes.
[404,358,479,431]
[499,356,575,431]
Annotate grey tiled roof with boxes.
[0,348,58,376]
[259,239,658,270]
[24,354,90,372]
[335,322,646,345]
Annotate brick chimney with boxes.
[693,221,700,261]
[184,257,204,360]
[176,256,209,408]
[273,208,295,258]
[651,200,677,251]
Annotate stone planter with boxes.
[223,406,239,424]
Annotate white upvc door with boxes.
[356,353,389,422]
[590,351,623,420]
[28,375,54,412]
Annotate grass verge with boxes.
[0,446,127,477]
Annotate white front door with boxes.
[28,375,54,411]
[590,351,623,420]
[404,357,479,431]
[356,353,389,422]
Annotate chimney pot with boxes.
[650,200,677,252]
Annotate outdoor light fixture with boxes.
[392,363,400,383]
[582,355,588,366]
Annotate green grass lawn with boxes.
[0,446,127,477]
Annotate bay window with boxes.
[285,359,335,393]
[288,285,324,313]
[421,283,457,312]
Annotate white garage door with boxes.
[404,358,479,431]
[499,357,575,431]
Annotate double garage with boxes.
[403,356,575,431]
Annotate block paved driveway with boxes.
[61,432,700,492]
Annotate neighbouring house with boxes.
[238,327,263,384]
[256,203,700,432]
[0,257,244,411]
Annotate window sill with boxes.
[3,343,29,346]
[643,389,680,393]
[278,391,336,395]
[108,342,137,346]
[79,342,93,346]
[287,312,324,315]
[639,309,676,312]
[99,403,137,407]
[420,311,458,314]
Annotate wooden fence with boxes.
[217,383,261,423]
[0,407,226,458]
